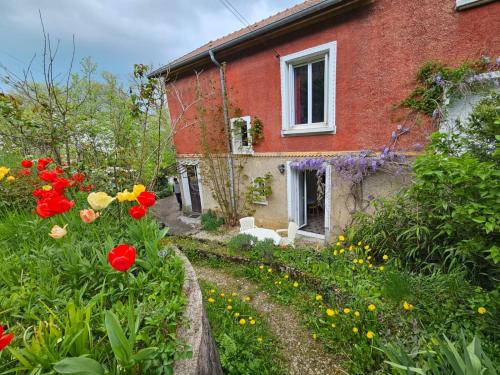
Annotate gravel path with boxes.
[194,265,346,375]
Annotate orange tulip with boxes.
[80,208,99,223]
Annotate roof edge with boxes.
[149,0,361,78]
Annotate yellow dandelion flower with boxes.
[353,259,359,264]
[316,294,323,301]
[354,311,360,317]
[358,259,364,264]
[357,241,362,246]
[278,281,282,285]
[274,281,279,285]
[351,266,355,270]
[339,235,345,241]
[208,297,215,303]
[331,323,336,328]
[326,308,334,317]
[250,319,256,325]
[368,304,376,311]
[343,308,351,314]
[366,331,375,339]
[349,245,354,251]
[284,274,289,279]
[259,265,264,270]
[379,266,384,271]
[245,296,251,301]
[249,316,253,320]
[267,268,272,273]
[210,289,215,294]
[367,256,372,260]
[226,305,232,310]
[368,264,373,268]
[228,298,232,302]
[333,250,338,256]
[352,327,359,333]
[293,281,299,288]
[257,337,263,342]
[336,242,341,246]
[403,301,414,310]
[220,293,225,297]
[364,245,370,250]
[383,255,389,261]
[239,319,246,325]
[234,312,240,317]
[478,307,486,314]
[340,249,345,254]
[312,333,317,340]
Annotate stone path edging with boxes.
[173,247,223,375]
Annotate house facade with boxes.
[155,0,499,241]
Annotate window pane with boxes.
[241,122,249,147]
[293,65,308,125]
[312,60,325,123]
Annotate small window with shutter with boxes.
[230,116,253,154]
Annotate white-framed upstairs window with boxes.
[230,115,253,154]
[455,0,495,10]
[280,41,336,136]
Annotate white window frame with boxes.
[456,0,495,10]
[280,41,336,136]
[250,177,269,205]
[230,116,253,154]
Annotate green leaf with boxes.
[53,357,104,375]
[131,347,158,362]
[105,310,133,365]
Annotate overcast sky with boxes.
[0,0,302,87]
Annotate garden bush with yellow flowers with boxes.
[0,157,187,374]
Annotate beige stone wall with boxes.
[178,155,410,242]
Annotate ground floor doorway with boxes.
[179,163,203,214]
[287,163,331,239]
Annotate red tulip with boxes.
[0,325,14,352]
[72,173,85,183]
[129,205,147,219]
[35,195,75,218]
[37,157,53,171]
[108,244,136,272]
[20,169,30,176]
[21,160,33,168]
[136,191,156,208]
[52,177,70,193]
[39,170,58,182]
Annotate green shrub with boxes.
[348,93,500,288]
[201,209,224,231]
[250,239,277,262]
[228,233,257,253]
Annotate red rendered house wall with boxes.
[168,0,500,155]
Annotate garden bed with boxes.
[0,158,190,374]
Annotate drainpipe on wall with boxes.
[209,50,237,221]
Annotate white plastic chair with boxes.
[239,217,256,232]
[276,221,299,247]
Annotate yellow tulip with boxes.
[42,185,53,191]
[0,167,10,180]
[49,224,68,239]
[132,184,146,197]
[6,176,15,182]
[87,192,115,210]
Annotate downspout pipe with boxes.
[209,49,237,222]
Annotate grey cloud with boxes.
[0,0,301,84]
